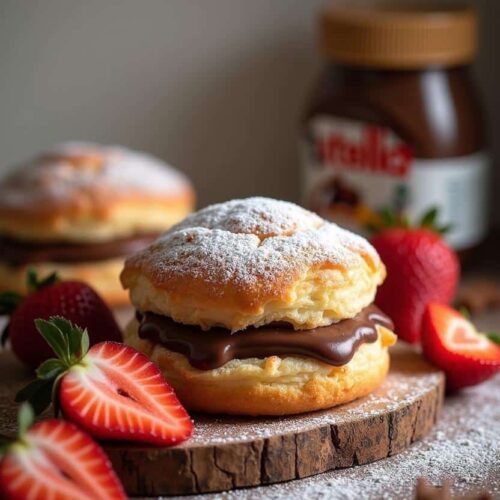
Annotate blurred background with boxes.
[0,0,498,226]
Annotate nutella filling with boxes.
[138,305,394,370]
[0,233,161,265]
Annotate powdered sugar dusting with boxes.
[129,198,380,297]
[173,197,323,237]
[0,141,191,209]
[178,374,500,500]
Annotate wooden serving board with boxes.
[0,345,444,496]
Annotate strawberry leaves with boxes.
[17,402,34,437]
[419,207,438,228]
[16,317,90,416]
[419,207,452,234]
[35,317,89,366]
[36,359,67,380]
[15,379,54,416]
[486,332,500,345]
[26,269,59,293]
[459,308,500,346]
[0,292,23,316]
[0,270,59,318]
[0,403,34,455]
[0,270,60,347]
[367,206,452,235]
[0,293,23,346]
[35,319,71,365]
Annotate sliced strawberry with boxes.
[61,342,193,445]
[421,303,500,390]
[0,404,126,500]
[16,317,193,446]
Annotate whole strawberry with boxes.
[370,209,460,344]
[0,270,122,369]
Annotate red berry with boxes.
[0,419,126,500]
[9,281,122,369]
[60,341,193,445]
[421,303,500,390]
[371,228,459,344]
[17,317,194,446]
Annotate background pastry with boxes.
[0,142,194,305]
[121,197,396,415]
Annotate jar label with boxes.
[301,116,489,250]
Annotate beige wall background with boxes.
[0,0,498,224]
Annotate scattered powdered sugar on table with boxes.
[181,366,442,446]
[172,375,500,500]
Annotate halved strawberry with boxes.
[0,403,126,500]
[16,317,193,446]
[421,303,500,390]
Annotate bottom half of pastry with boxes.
[124,317,397,416]
[0,259,128,306]
[0,232,161,305]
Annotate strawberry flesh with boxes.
[421,303,500,390]
[0,419,126,500]
[60,342,193,445]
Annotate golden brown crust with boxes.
[0,196,194,243]
[0,259,128,306]
[121,198,385,331]
[124,319,396,415]
[0,142,195,242]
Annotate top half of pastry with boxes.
[121,197,386,332]
[0,142,195,243]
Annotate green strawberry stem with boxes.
[366,206,452,235]
[0,270,60,312]
[0,403,34,455]
[0,269,60,346]
[459,307,499,346]
[26,269,59,293]
[0,292,24,315]
[486,332,500,345]
[15,317,90,416]
[459,306,471,320]
[17,402,34,437]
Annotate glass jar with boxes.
[301,4,488,252]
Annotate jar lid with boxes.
[319,3,477,69]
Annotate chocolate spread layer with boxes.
[0,233,161,265]
[138,305,394,370]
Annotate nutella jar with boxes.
[301,4,488,251]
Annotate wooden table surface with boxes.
[178,379,499,500]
